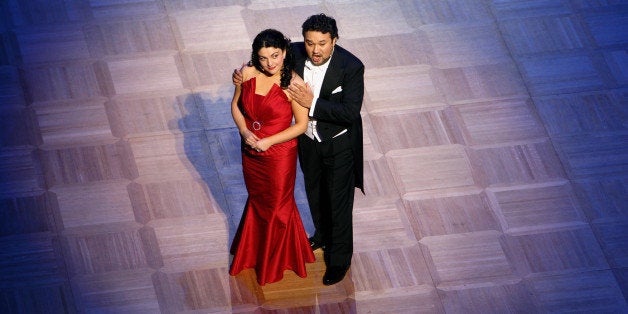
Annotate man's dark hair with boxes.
[301,13,338,39]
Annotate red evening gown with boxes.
[229,77,315,285]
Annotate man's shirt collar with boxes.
[304,50,333,72]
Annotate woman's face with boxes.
[257,47,286,75]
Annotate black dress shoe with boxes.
[309,237,325,251]
[323,266,349,286]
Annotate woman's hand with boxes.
[252,138,272,152]
[241,129,260,148]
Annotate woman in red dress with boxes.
[229,29,315,285]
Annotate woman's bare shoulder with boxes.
[242,65,258,81]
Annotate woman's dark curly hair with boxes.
[301,13,338,40]
[251,29,293,89]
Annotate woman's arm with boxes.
[230,85,246,132]
[231,70,260,148]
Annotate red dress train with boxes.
[229,77,315,285]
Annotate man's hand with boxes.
[287,80,314,109]
[232,62,247,85]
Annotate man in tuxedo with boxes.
[233,13,364,286]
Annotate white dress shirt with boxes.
[303,57,330,142]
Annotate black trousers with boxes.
[298,133,355,268]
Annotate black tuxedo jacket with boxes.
[291,42,365,193]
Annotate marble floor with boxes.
[1,0,627,313]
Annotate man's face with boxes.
[304,31,336,66]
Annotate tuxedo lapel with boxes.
[319,49,342,98]
[296,57,306,78]
[292,42,307,78]
[293,42,344,99]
